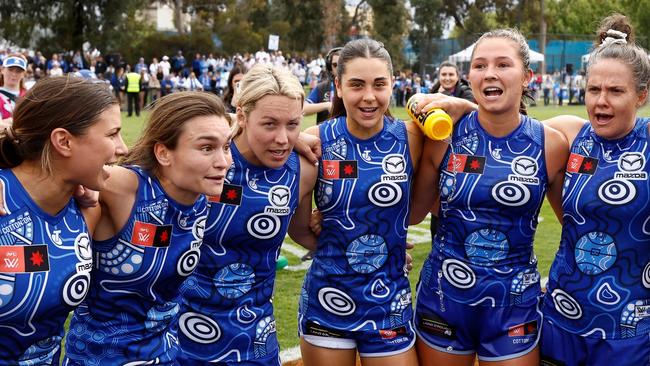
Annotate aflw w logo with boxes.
[4,257,19,268]
[138,232,150,242]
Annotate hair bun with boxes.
[596,13,635,45]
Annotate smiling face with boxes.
[157,115,233,203]
[586,58,647,139]
[69,104,127,191]
[439,66,459,91]
[469,37,530,117]
[1,66,25,90]
[238,94,302,169]
[335,57,393,137]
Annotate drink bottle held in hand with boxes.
[406,94,453,140]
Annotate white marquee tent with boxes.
[449,42,545,63]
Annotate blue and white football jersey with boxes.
[544,118,650,339]
[419,111,548,308]
[178,143,299,364]
[299,116,414,336]
[64,167,208,365]
[0,169,91,365]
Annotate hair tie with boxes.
[602,29,628,47]
[4,127,20,145]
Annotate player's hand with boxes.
[309,208,322,236]
[294,132,321,165]
[405,241,414,274]
[74,185,99,208]
[414,93,477,124]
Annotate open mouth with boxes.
[483,86,503,97]
[359,106,378,116]
[594,113,614,125]
[206,175,225,183]
[270,149,287,158]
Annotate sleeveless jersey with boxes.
[0,169,90,365]
[65,167,208,365]
[419,111,548,307]
[299,116,414,333]
[178,143,300,363]
[543,118,650,339]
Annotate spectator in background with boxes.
[432,61,474,102]
[173,50,186,75]
[0,54,28,127]
[303,47,340,127]
[160,72,175,97]
[149,72,161,102]
[222,62,246,113]
[543,74,553,105]
[159,55,171,77]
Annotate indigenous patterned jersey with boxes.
[299,116,414,334]
[544,118,650,339]
[65,167,208,365]
[0,169,91,365]
[178,143,300,363]
[420,111,548,307]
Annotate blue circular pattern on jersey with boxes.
[574,232,617,275]
[215,263,255,299]
[464,228,509,265]
[345,234,388,273]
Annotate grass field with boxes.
[103,102,650,362]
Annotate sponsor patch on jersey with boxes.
[567,153,598,175]
[447,154,485,174]
[0,244,49,273]
[635,304,650,318]
[209,184,243,205]
[322,160,358,179]
[508,320,537,337]
[130,221,173,247]
[419,313,456,339]
[264,185,291,215]
[305,320,346,338]
[379,325,408,340]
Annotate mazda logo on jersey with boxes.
[614,152,647,180]
[268,186,290,207]
[383,154,406,174]
[508,156,540,185]
[512,156,537,176]
[619,152,644,171]
[380,154,408,183]
[264,185,291,216]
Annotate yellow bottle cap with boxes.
[424,109,453,140]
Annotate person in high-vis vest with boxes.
[125,66,141,117]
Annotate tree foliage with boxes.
[367,0,408,69]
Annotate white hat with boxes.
[2,56,27,70]
[162,55,169,61]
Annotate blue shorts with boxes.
[540,319,650,366]
[300,320,416,357]
[415,283,541,361]
[177,352,280,366]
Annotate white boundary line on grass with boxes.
[280,345,302,363]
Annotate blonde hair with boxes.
[237,63,304,117]
[122,91,228,177]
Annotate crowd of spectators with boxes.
[0,46,586,118]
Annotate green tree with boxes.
[409,0,445,74]
[368,0,408,69]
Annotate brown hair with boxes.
[0,53,28,92]
[122,91,229,177]
[0,75,117,173]
[330,38,394,119]
[588,13,649,96]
